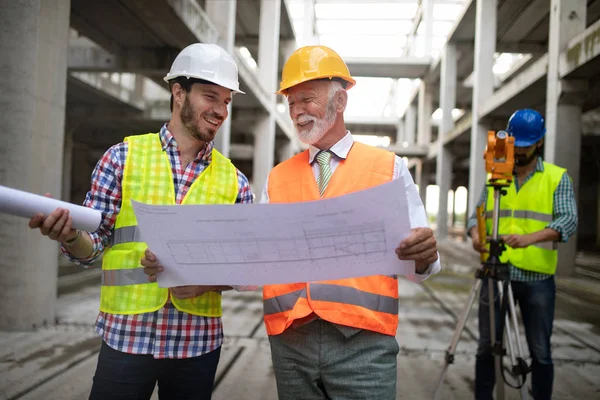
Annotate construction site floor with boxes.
[1,240,599,400]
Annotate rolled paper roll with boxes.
[0,185,101,232]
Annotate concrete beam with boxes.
[229,143,254,160]
[165,0,220,44]
[560,18,600,78]
[70,12,121,54]
[447,0,475,43]
[479,54,548,119]
[345,58,432,79]
[345,116,398,126]
[499,0,548,42]
[456,40,548,55]
[69,72,146,111]
[68,45,178,74]
[386,144,429,158]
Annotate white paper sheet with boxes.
[0,185,102,232]
[132,177,414,287]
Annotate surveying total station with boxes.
[433,130,531,400]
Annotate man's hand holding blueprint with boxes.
[133,178,433,287]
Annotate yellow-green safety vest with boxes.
[100,133,238,316]
[485,161,566,275]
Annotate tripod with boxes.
[433,131,530,400]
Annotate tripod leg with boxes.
[490,278,506,400]
[498,282,530,400]
[433,278,482,400]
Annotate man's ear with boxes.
[171,83,185,110]
[336,90,348,113]
[537,138,544,149]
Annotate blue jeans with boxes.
[475,276,556,400]
[89,341,221,400]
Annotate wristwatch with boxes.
[64,230,81,248]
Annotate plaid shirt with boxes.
[62,124,254,358]
[466,157,578,282]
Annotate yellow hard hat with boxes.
[276,45,356,95]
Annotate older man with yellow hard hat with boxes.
[259,45,442,399]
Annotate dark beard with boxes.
[514,151,537,167]
[180,96,219,142]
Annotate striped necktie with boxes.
[316,151,333,197]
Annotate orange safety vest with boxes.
[263,142,399,336]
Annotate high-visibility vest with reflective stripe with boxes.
[485,161,566,275]
[264,142,399,336]
[100,133,238,315]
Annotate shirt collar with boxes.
[535,156,544,172]
[308,131,354,164]
[159,123,213,162]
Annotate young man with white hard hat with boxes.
[28,43,253,399]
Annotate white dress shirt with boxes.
[260,131,441,282]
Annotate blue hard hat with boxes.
[506,109,545,147]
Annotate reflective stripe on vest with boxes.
[513,210,553,223]
[263,142,399,336]
[110,226,140,246]
[102,268,150,286]
[99,133,238,316]
[263,284,399,316]
[485,210,512,219]
[264,289,306,315]
[485,210,553,223]
[484,161,565,275]
[310,283,399,315]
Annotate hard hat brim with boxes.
[275,76,356,95]
[514,138,538,147]
[164,74,245,95]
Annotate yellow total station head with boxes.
[484,130,515,186]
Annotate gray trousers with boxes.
[268,319,399,400]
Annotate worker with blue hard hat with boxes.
[467,109,578,400]
[507,108,547,166]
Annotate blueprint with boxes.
[132,177,413,287]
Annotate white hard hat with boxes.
[164,43,244,94]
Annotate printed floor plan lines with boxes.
[166,221,387,265]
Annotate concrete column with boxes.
[451,190,457,229]
[417,82,432,145]
[415,160,428,207]
[206,0,237,157]
[61,124,76,202]
[545,0,586,276]
[0,0,71,330]
[281,39,297,66]
[396,118,405,145]
[253,0,281,196]
[597,183,600,249]
[467,0,497,216]
[436,44,457,240]
[405,104,417,145]
[303,0,317,46]
[423,0,434,56]
[277,140,296,164]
